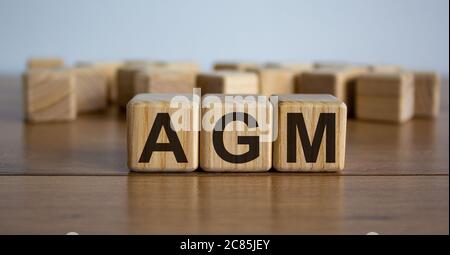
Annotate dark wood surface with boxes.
[0,175,447,234]
[0,75,448,234]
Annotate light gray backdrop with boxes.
[0,0,448,75]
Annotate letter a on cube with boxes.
[273,94,347,172]
[127,93,199,172]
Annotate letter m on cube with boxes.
[273,94,347,172]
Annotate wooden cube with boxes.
[197,71,259,94]
[140,61,200,72]
[127,94,199,172]
[135,69,197,94]
[124,60,163,66]
[160,61,200,72]
[117,63,149,107]
[73,67,108,113]
[27,58,64,69]
[368,65,402,73]
[295,66,367,117]
[265,62,313,73]
[246,67,297,96]
[355,72,415,123]
[413,71,440,118]
[76,61,123,103]
[23,69,76,122]
[314,61,351,69]
[273,94,347,172]
[200,94,273,172]
[213,61,259,71]
[118,62,200,107]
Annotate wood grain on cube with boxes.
[23,69,76,122]
[213,62,259,71]
[273,94,347,172]
[200,94,272,172]
[246,67,297,96]
[197,71,259,94]
[76,61,123,104]
[135,69,196,94]
[27,58,64,69]
[127,94,199,172]
[73,67,108,113]
[356,72,414,123]
[413,71,440,118]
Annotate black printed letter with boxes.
[287,113,335,163]
[139,113,188,163]
[213,112,259,163]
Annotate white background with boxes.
[0,0,448,75]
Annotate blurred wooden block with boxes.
[265,62,313,73]
[368,65,402,73]
[413,71,440,118]
[76,61,123,103]
[295,66,367,117]
[140,61,200,72]
[135,69,197,94]
[118,62,200,107]
[273,94,347,172]
[197,71,259,94]
[213,61,259,71]
[200,94,273,172]
[314,61,351,69]
[127,94,199,172]
[23,69,76,122]
[117,63,149,107]
[160,62,200,72]
[246,67,297,96]
[355,72,414,123]
[27,58,64,69]
[124,60,163,66]
[73,67,108,113]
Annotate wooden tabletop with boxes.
[0,75,448,234]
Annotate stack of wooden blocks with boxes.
[22,58,200,122]
[22,58,441,172]
[23,58,109,122]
